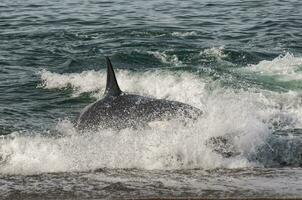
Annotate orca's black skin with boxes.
[76,57,203,130]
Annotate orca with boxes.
[76,57,203,130]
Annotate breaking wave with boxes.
[247,52,302,81]
[147,51,183,67]
[200,46,228,60]
[1,67,302,174]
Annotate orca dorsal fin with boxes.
[104,57,122,96]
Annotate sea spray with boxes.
[3,68,302,174]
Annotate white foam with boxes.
[171,31,197,37]
[247,52,302,81]
[39,69,204,105]
[0,117,254,175]
[200,46,227,59]
[39,69,106,97]
[2,69,302,174]
[147,51,183,66]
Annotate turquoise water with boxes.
[1,0,302,198]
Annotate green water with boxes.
[1,0,302,198]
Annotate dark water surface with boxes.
[1,0,302,199]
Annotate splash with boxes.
[200,46,227,59]
[2,69,302,174]
[147,51,183,66]
[0,114,257,175]
[247,52,302,81]
[39,69,204,105]
[39,69,106,97]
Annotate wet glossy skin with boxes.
[77,93,202,130]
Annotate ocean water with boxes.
[1,0,302,199]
